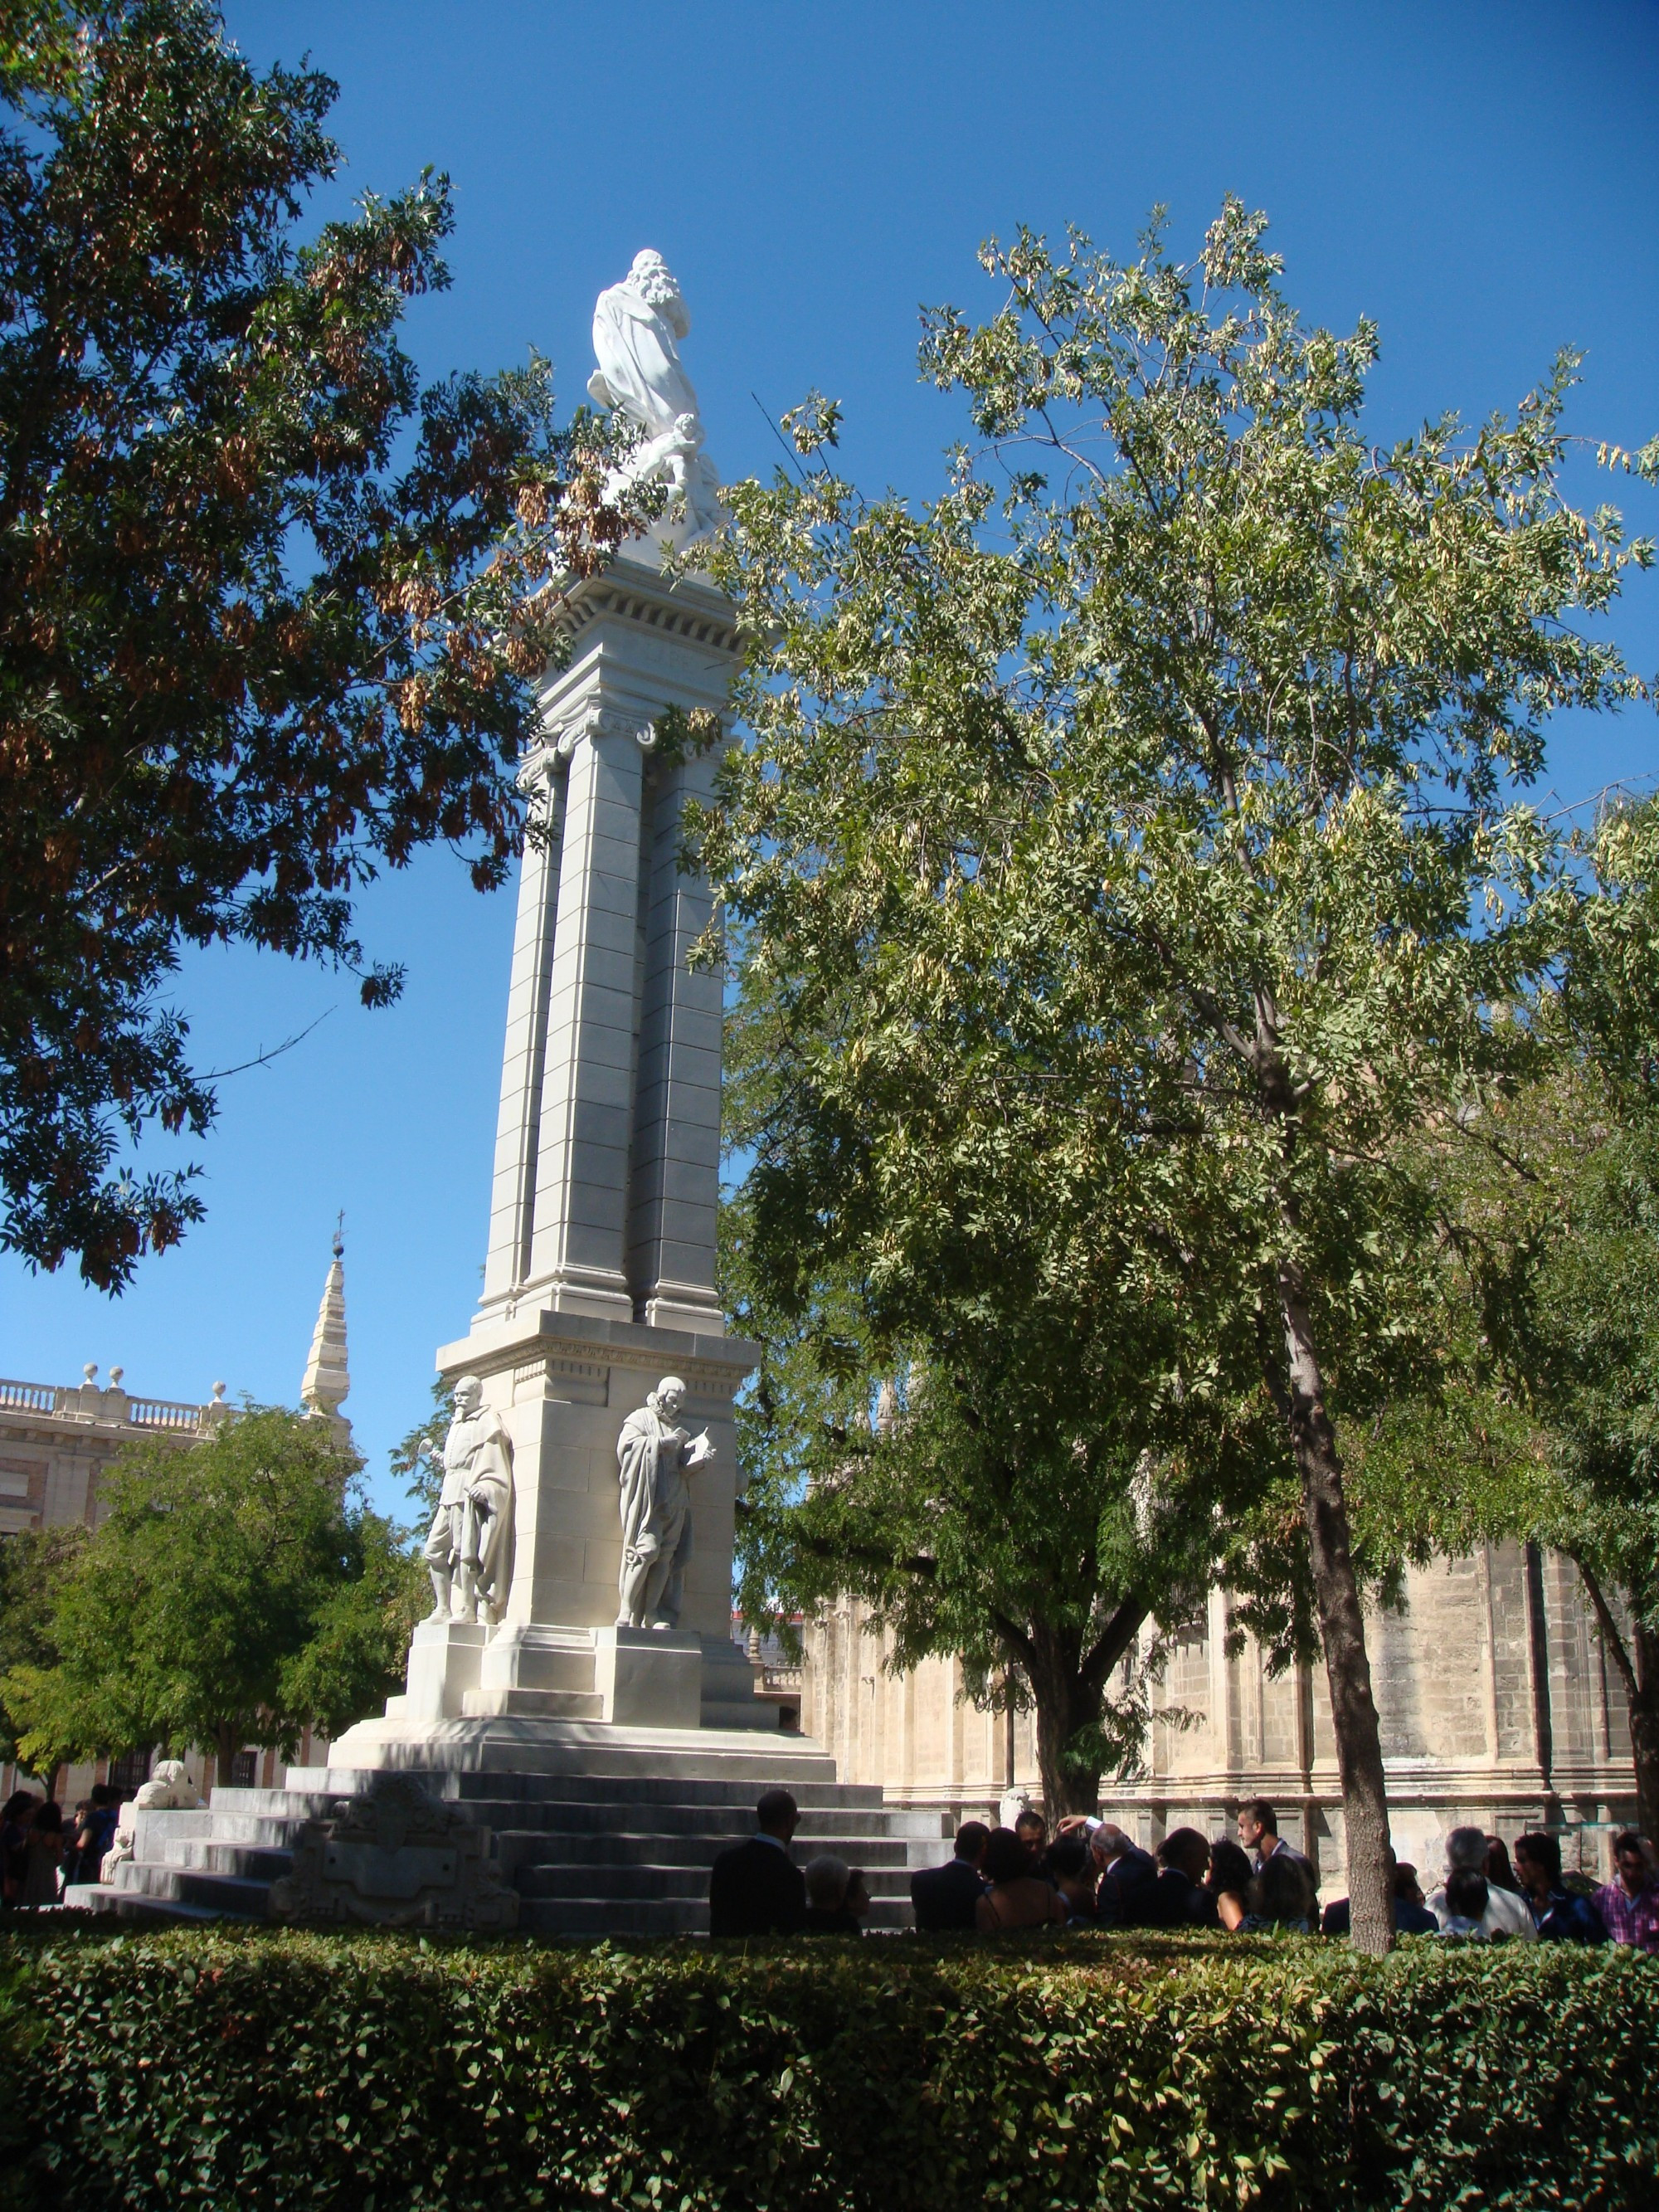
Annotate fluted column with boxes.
[482,754,565,1308]
[523,709,652,1318]
[625,744,726,1331]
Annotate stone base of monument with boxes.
[64,1734,951,1936]
[267,1772,518,1930]
[384,1620,776,1731]
[592,1625,701,1727]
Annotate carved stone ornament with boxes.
[268,1773,519,1930]
[551,704,658,763]
[100,1758,203,1882]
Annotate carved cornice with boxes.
[552,561,740,657]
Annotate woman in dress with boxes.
[1204,1838,1255,1932]
[975,1826,1068,1932]
[1239,1852,1317,1934]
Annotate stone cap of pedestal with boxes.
[558,553,738,636]
[438,1308,759,1389]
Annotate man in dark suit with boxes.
[708,1787,807,1937]
[910,1820,990,1931]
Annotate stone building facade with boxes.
[0,1240,352,1805]
[801,1540,1638,1887]
[0,1366,228,1540]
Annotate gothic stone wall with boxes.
[800,1542,1637,1889]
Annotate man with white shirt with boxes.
[1425,1826,1535,1942]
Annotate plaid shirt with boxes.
[1594,1876,1659,1953]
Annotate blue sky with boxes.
[4,0,1657,1515]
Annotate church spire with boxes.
[300,1216,351,1444]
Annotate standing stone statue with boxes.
[423,1374,514,1625]
[588,249,724,548]
[615,1376,713,1630]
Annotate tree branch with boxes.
[1572,1551,1640,1708]
[1078,1595,1147,1690]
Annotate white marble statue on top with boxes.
[615,1376,713,1630]
[589,250,725,550]
[422,1374,514,1626]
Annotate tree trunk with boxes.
[1013,1608,1147,1819]
[216,1720,240,1786]
[1277,1261,1394,1954]
[1573,1559,1659,1844]
[1028,1649,1104,1818]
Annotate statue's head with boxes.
[628,249,689,337]
[652,1375,687,1420]
[454,1373,483,1415]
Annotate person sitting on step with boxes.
[911,1820,990,1932]
[708,1787,806,1937]
[803,1854,864,1935]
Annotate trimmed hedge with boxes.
[2,1924,1656,2210]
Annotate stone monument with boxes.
[334,250,766,1765]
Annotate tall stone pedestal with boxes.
[338,556,780,1771]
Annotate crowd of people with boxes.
[707,1787,1659,1949]
[0,1785,122,1908]
[8,1773,1658,1948]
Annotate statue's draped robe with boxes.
[591,282,698,439]
[615,1405,693,1619]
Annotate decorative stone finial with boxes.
[212,1381,226,1401]
[83,1362,97,1382]
[300,1224,352,1445]
[109,1365,124,1386]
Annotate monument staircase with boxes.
[65,1730,950,1936]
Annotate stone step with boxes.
[491,1827,917,1868]
[187,1812,311,1847]
[285,1725,848,1786]
[453,1797,933,1838]
[518,1867,917,1905]
[460,1688,606,1721]
[509,1849,918,1896]
[109,1863,274,1918]
[64,1883,226,1926]
[158,1841,294,1882]
[83,1739,942,1933]
[265,1771,895,1812]
[515,1897,914,1938]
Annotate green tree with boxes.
[2,1406,422,1772]
[1366,805,1659,1844]
[698,205,1653,1949]
[727,1122,1277,1813]
[0,1,634,1289]
[0,1522,84,1786]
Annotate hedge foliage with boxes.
[2,1924,1656,2210]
